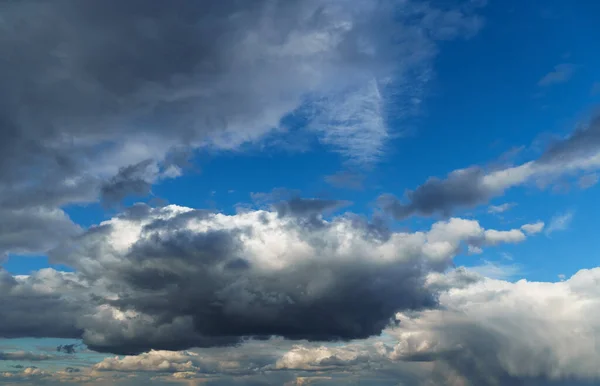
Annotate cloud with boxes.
[94,350,213,373]
[545,211,574,236]
[578,173,599,189]
[273,198,352,218]
[521,221,545,235]
[465,260,522,280]
[0,204,538,355]
[0,268,87,340]
[100,159,157,206]
[538,63,575,86]
[381,114,600,219]
[274,345,372,371]
[57,344,81,355]
[324,171,365,190]
[0,351,54,361]
[0,207,81,257]
[0,0,484,256]
[382,267,600,385]
[5,262,600,386]
[487,202,516,214]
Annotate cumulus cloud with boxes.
[0,0,484,255]
[381,114,600,219]
[274,345,372,371]
[0,204,539,355]
[521,221,545,235]
[261,266,600,385]
[381,267,600,385]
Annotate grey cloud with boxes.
[381,114,600,219]
[324,171,365,190]
[380,167,493,219]
[538,63,575,86]
[538,115,600,165]
[0,207,81,257]
[56,344,79,355]
[0,268,86,340]
[0,0,484,255]
[40,205,536,355]
[100,159,155,206]
[274,198,352,218]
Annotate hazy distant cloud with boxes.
[578,173,599,189]
[0,351,54,361]
[545,211,574,236]
[538,63,575,86]
[487,202,516,214]
[381,114,600,219]
[324,171,365,190]
[466,260,522,280]
[273,198,352,218]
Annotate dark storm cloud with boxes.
[43,205,465,355]
[90,232,433,353]
[381,113,600,219]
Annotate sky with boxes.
[1,0,600,385]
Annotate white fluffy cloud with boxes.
[380,267,600,384]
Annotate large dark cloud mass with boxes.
[0,204,536,355]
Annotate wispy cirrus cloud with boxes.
[538,63,576,86]
[545,211,574,236]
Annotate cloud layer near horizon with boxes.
[3,267,600,386]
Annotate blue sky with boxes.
[1,1,600,385]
